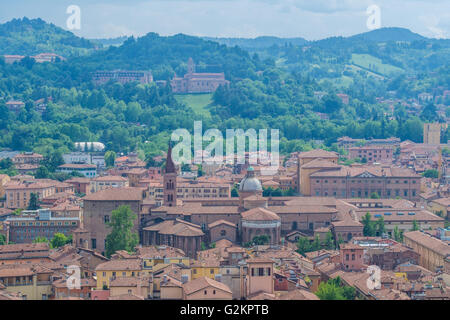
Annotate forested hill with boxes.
[0,18,96,57]
[202,36,308,50]
[347,27,426,42]
[71,33,268,80]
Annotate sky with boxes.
[0,0,449,40]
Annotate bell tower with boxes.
[187,57,195,74]
[163,142,177,207]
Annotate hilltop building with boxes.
[92,70,153,86]
[170,58,229,93]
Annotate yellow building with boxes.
[296,149,339,196]
[428,197,450,219]
[143,257,190,270]
[191,261,220,280]
[95,259,144,289]
[403,231,450,272]
[423,123,445,145]
[0,266,53,300]
[0,174,11,198]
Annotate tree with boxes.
[105,205,139,258]
[422,169,439,179]
[296,237,312,256]
[315,277,355,300]
[362,212,375,236]
[393,226,403,242]
[376,216,385,236]
[411,220,420,231]
[33,236,49,244]
[27,193,40,210]
[312,235,321,251]
[325,231,335,249]
[370,192,380,199]
[252,235,270,245]
[35,166,50,179]
[0,234,6,245]
[51,233,71,248]
[104,151,116,168]
[231,187,239,197]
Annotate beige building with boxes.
[89,176,129,193]
[109,276,152,299]
[0,174,11,198]
[182,276,232,300]
[246,258,274,297]
[0,265,53,300]
[297,149,339,195]
[403,231,450,272]
[428,197,450,219]
[5,181,56,209]
[423,123,443,145]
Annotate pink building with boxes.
[246,258,274,297]
[340,243,364,271]
[348,146,394,163]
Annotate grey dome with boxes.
[239,167,262,192]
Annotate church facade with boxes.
[170,58,229,94]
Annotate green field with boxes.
[174,93,213,116]
[351,53,403,77]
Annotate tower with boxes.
[163,143,177,207]
[187,57,195,74]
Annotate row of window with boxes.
[315,189,417,198]
[315,180,416,184]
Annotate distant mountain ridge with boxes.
[347,27,426,42]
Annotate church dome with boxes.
[239,167,262,192]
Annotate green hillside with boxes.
[0,17,95,57]
[351,53,404,77]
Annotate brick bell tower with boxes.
[163,142,177,207]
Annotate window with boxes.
[258,268,264,276]
[220,230,226,236]
[104,215,110,223]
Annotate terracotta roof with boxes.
[403,231,450,256]
[93,176,128,182]
[277,289,319,300]
[183,277,232,295]
[298,149,338,159]
[301,158,341,169]
[108,293,144,300]
[83,187,144,201]
[110,276,151,287]
[0,242,50,254]
[136,245,186,259]
[95,259,142,271]
[241,207,280,221]
[208,219,237,229]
